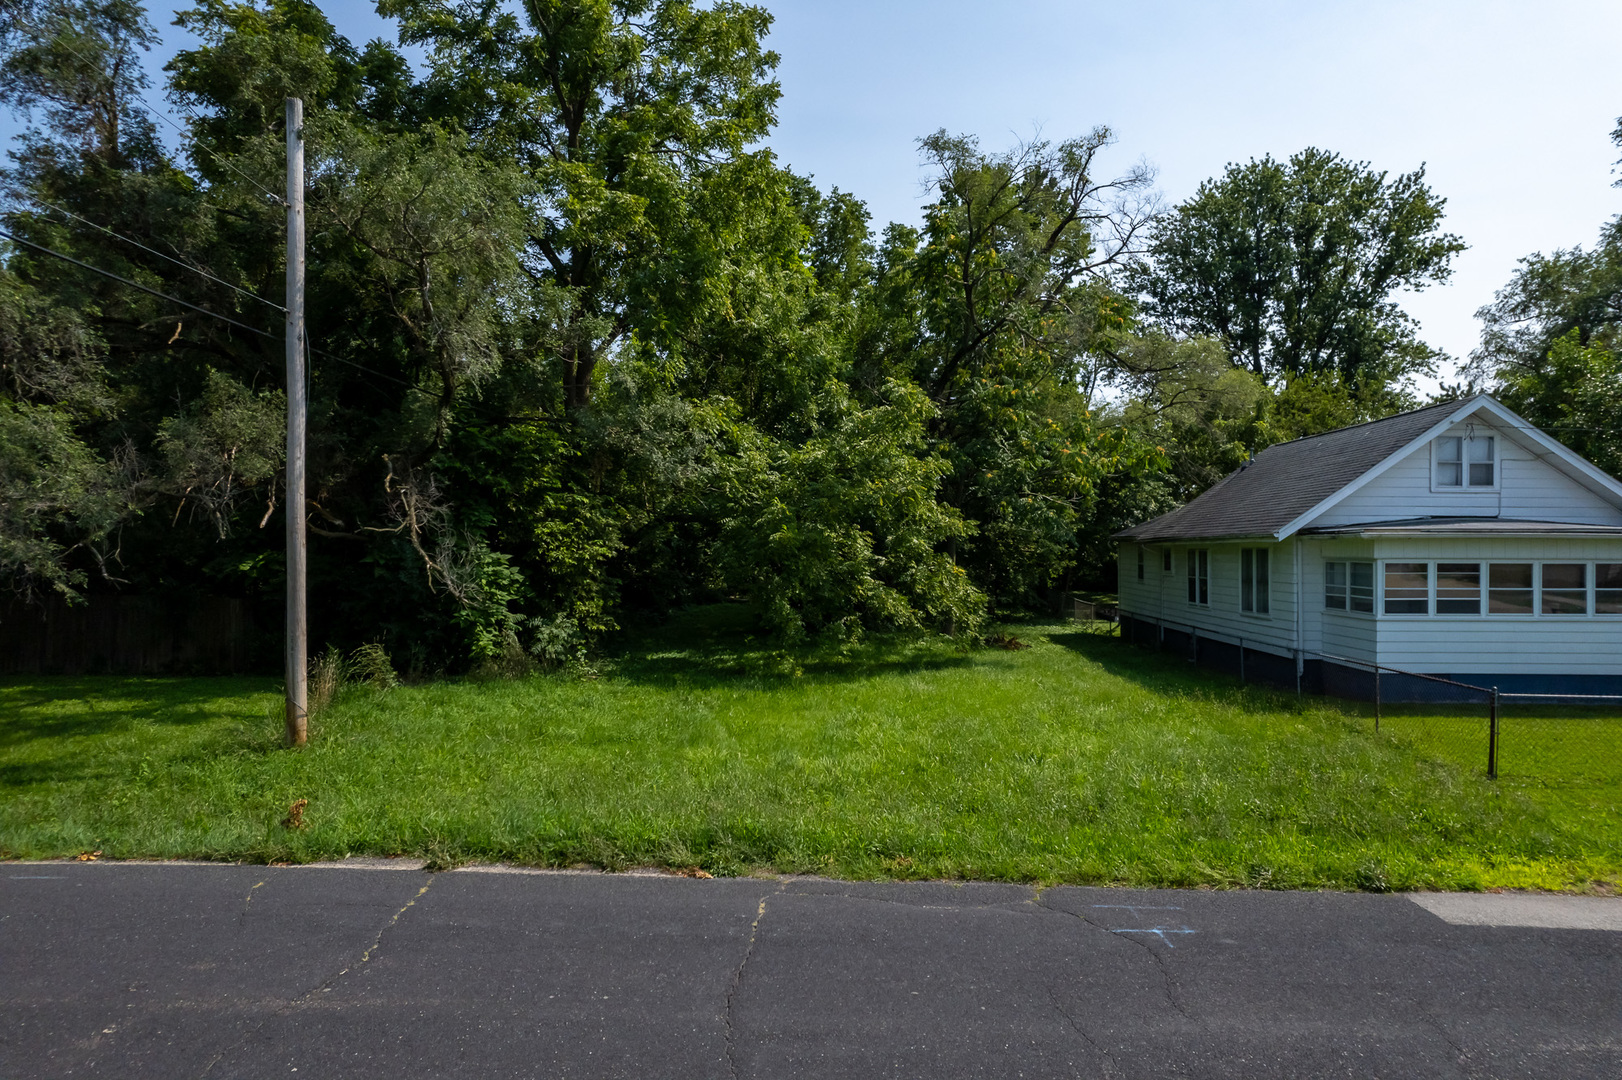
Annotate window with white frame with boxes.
[1324,561,1375,613]
[1598,564,1622,614]
[1435,562,1482,614]
[1162,549,1172,572]
[1186,549,1209,605]
[1383,562,1429,614]
[1240,548,1269,614]
[1434,435,1495,488]
[1349,562,1374,612]
[1541,563,1587,615]
[1487,563,1534,614]
[1137,545,1145,580]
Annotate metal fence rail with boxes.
[1115,612,1622,783]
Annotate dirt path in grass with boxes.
[5,861,1621,1078]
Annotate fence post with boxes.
[1238,638,1245,683]
[1374,666,1381,733]
[1190,626,1198,664]
[1487,686,1499,780]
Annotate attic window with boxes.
[1434,435,1494,488]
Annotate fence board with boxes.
[0,594,262,675]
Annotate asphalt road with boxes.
[3,862,1620,1079]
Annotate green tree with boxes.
[1470,216,1622,393]
[860,131,1160,606]
[1134,148,1464,388]
[380,0,783,412]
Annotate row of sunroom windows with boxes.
[1137,546,1622,617]
[1349,561,1622,616]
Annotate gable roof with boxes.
[1114,395,1587,543]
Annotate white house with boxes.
[1114,394,1622,699]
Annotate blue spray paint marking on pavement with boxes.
[1090,906,1194,947]
[1109,926,1196,948]
[1092,904,1182,915]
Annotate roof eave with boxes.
[1271,394,1493,541]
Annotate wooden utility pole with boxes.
[284,97,307,747]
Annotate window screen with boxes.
[1435,562,1481,615]
[1186,549,1209,605]
[1384,563,1429,615]
[1488,563,1533,614]
[1598,564,1622,614]
[1467,437,1495,486]
[1541,563,1587,615]
[1325,561,1346,610]
[1349,562,1374,613]
[1435,437,1462,487]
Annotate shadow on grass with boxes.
[1048,629,1223,693]
[610,603,977,689]
[1047,628,1332,716]
[0,676,277,749]
[1050,630,1622,785]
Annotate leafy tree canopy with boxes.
[1132,147,1464,389]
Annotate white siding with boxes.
[1312,418,1622,528]
[1298,537,1377,665]
[1368,536,1622,675]
[1118,541,1299,659]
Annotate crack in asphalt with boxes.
[1418,1008,1476,1077]
[346,878,435,973]
[1044,982,1122,1079]
[196,873,437,1078]
[724,880,787,1080]
[1031,891,1198,1025]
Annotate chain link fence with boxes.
[1114,613,1622,784]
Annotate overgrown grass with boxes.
[2,605,1618,891]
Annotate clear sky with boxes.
[12,0,1621,379]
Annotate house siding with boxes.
[1118,541,1298,660]
[1114,400,1622,695]
[1367,536,1622,675]
[1314,418,1622,527]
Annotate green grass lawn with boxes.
[3,606,1618,891]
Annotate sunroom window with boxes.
[1349,562,1374,612]
[1435,563,1481,614]
[1383,562,1429,614]
[1541,564,1588,615]
[1488,563,1533,614]
[1598,564,1622,614]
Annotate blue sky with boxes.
[12,0,1622,379]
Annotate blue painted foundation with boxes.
[1117,613,1622,702]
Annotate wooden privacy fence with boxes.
[0,594,263,675]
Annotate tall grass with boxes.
[2,607,1617,891]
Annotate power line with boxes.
[2,226,278,340]
[25,196,286,312]
[0,227,422,392]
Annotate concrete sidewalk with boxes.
[3,861,1620,1078]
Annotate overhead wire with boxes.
[25,196,286,312]
[0,227,424,393]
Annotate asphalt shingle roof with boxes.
[1115,397,1467,542]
